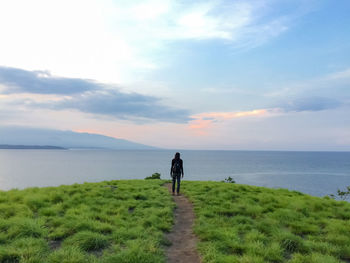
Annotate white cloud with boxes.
[0,0,303,84]
[111,0,291,43]
[264,67,350,100]
[0,0,138,83]
[127,0,172,21]
[326,68,350,80]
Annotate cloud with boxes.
[327,68,350,80]
[188,119,213,136]
[0,0,311,84]
[0,66,99,94]
[28,90,191,123]
[192,109,271,120]
[188,96,345,134]
[281,97,342,112]
[190,96,343,131]
[265,67,350,99]
[115,0,297,46]
[0,66,191,123]
[189,108,277,134]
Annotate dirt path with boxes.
[165,183,201,263]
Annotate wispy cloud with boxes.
[265,67,350,99]
[326,68,350,80]
[189,108,277,134]
[192,109,271,120]
[0,0,308,84]
[0,66,99,94]
[114,0,296,46]
[189,95,346,134]
[0,66,191,123]
[38,90,191,123]
[281,97,342,112]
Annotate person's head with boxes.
[174,152,180,159]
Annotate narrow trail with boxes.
[165,183,201,263]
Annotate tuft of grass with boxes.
[63,231,109,252]
[277,231,308,254]
[0,237,49,263]
[0,246,21,263]
[0,203,33,219]
[100,240,164,263]
[6,218,47,239]
[47,246,91,263]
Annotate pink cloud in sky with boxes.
[194,109,269,119]
[189,108,279,135]
[188,119,213,135]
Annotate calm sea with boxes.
[0,149,349,197]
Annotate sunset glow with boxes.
[0,0,349,150]
[192,109,270,121]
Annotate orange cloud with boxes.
[188,119,213,135]
[189,108,277,134]
[192,109,269,120]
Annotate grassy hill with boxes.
[182,181,350,263]
[0,180,173,263]
[0,180,350,262]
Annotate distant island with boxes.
[0,145,67,150]
[0,127,157,150]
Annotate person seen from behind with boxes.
[170,152,184,195]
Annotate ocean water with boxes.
[0,149,349,197]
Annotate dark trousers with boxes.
[172,174,181,193]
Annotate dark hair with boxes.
[174,152,180,159]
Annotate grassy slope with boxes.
[0,180,174,263]
[182,181,350,263]
[1,180,350,263]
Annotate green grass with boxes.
[181,181,350,263]
[0,180,174,263]
[1,180,350,263]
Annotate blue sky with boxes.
[0,0,349,150]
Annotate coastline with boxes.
[0,145,67,150]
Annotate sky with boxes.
[0,0,349,150]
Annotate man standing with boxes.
[170,152,184,195]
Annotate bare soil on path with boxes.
[165,183,201,263]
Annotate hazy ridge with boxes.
[0,126,156,150]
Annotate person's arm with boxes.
[170,159,174,176]
[181,159,184,178]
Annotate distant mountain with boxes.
[0,127,157,150]
[0,145,66,150]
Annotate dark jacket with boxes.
[171,158,183,175]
